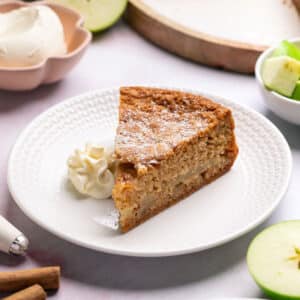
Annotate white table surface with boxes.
[0,21,299,299]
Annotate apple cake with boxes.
[112,87,238,232]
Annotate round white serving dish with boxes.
[255,38,300,125]
[8,87,292,257]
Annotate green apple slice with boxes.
[292,80,300,101]
[247,221,300,300]
[262,56,300,97]
[52,0,127,32]
[272,41,300,61]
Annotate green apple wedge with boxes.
[262,56,300,97]
[52,0,127,32]
[247,221,300,300]
[272,40,300,61]
[292,80,300,101]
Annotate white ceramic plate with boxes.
[8,87,292,257]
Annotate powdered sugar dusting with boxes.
[114,88,223,164]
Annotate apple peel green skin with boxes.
[254,283,300,300]
[53,0,128,33]
[292,80,300,101]
[272,40,300,61]
[247,221,300,300]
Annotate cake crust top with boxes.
[115,87,232,165]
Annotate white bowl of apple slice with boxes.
[255,39,300,125]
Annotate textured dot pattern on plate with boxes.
[7,87,291,257]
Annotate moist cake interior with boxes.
[113,87,238,232]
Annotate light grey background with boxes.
[0,21,299,299]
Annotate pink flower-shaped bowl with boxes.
[0,0,92,91]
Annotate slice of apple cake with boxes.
[112,87,238,232]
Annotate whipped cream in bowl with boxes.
[0,5,67,68]
[0,1,91,91]
[67,143,116,200]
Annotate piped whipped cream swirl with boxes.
[67,144,115,199]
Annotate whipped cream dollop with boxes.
[0,5,66,67]
[67,144,115,200]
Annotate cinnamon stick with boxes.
[0,267,60,292]
[2,284,46,300]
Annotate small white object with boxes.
[0,216,28,255]
[93,209,120,230]
[7,88,292,257]
[255,38,300,125]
